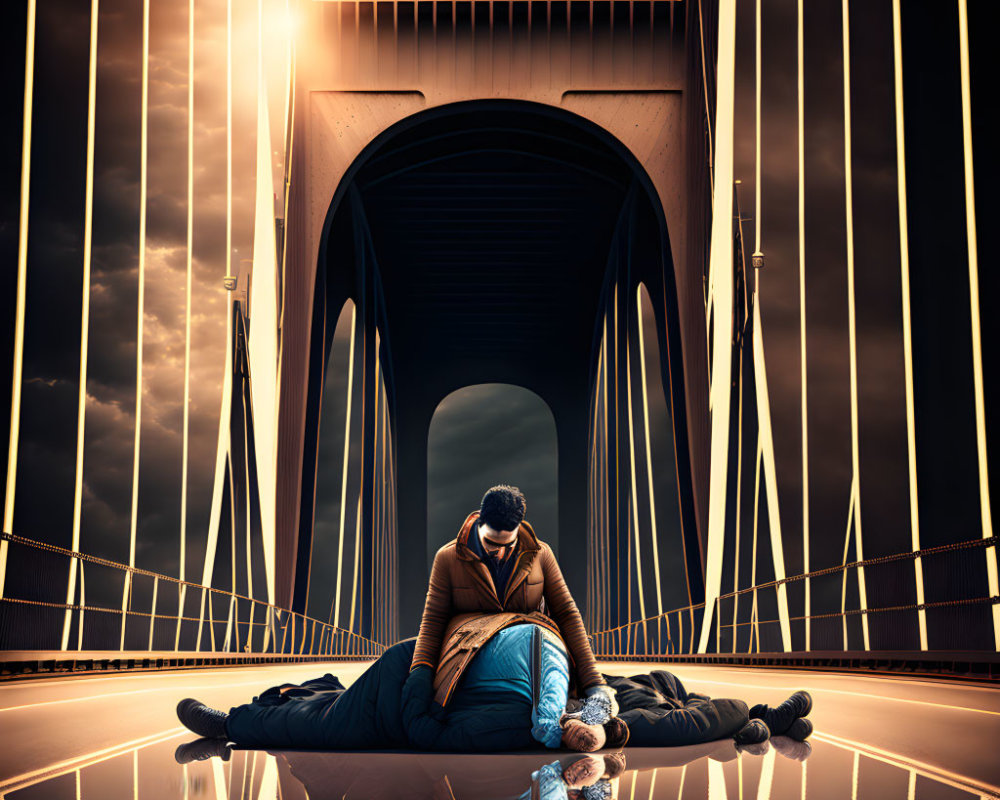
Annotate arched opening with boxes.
[305,100,696,634]
[427,384,558,568]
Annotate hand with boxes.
[561,718,606,752]
[585,684,619,717]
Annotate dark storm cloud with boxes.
[1,0,285,586]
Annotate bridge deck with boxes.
[0,661,995,799]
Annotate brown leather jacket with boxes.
[411,511,605,701]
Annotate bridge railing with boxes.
[0,532,385,661]
[590,535,999,661]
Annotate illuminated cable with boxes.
[754,0,761,256]
[198,0,235,655]
[840,477,856,649]
[797,0,811,652]
[197,298,233,652]
[61,0,100,651]
[176,0,195,652]
[753,280,792,651]
[275,0,297,462]
[77,562,85,651]
[842,0,870,650]
[750,441,762,652]
[349,492,362,633]
[697,0,737,654]
[626,338,647,623]
[636,286,664,617]
[602,313,610,632]
[332,304,357,629]
[225,445,237,651]
[608,280,616,625]
[250,0,280,609]
[891,0,927,651]
[122,0,151,651]
[242,371,254,643]
[734,199,750,651]
[957,0,999,649]
[147,575,158,650]
[2,0,38,600]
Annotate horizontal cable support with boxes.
[0,532,385,656]
[590,536,998,637]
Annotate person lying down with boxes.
[176,619,813,755]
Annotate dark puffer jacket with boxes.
[601,670,750,746]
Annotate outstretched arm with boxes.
[540,546,606,691]
[410,547,453,672]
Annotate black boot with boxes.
[733,718,770,746]
[177,698,230,739]
[748,691,812,736]
[174,737,233,764]
[784,717,813,742]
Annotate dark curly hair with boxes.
[479,484,527,532]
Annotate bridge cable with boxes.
[841,0,871,650]
[891,0,928,652]
[957,0,999,650]
[797,0,810,652]
[175,0,195,653]
[121,0,152,651]
[697,0,737,654]
[1,0,38,601]
[61,0,100,651]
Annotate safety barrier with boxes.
[0,532,385,661]
[591,536,1000,661]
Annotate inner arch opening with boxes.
[427,384,558,569]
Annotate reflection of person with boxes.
[176,630,629,754]
[409,485,618,717]
[524,754,627,800]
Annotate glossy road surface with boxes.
[0,660,996,799]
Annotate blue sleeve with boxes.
[531,637,570,748]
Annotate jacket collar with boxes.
[455,510,542,561]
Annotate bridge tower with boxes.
[276,0,714,635]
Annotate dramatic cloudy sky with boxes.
[0,0,994,628]
[0,0,290,595]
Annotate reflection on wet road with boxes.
[1,662,996,799]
